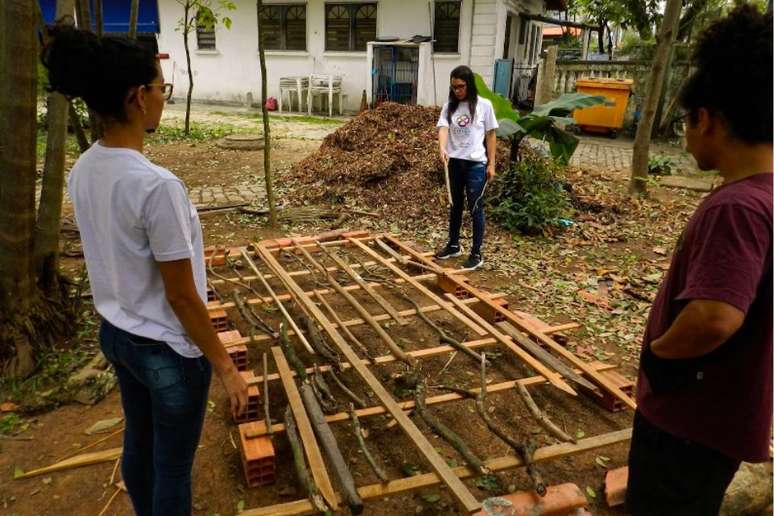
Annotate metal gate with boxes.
[372,46,419,106]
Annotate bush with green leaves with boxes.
[487,151,571,235]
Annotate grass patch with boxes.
[210,110,345,126]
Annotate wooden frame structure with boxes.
[205,231,635,515]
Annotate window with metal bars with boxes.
[433,1,461,53]
[325,3,377,51]
[196,8,216,50]
[258,4,307,51]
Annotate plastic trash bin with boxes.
[573,77,633,137]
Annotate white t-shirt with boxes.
[68,142,206,358]
[437,96,499,162]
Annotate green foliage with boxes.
[147,122,246,143]
[648,154,673,175]
[176,0,236,34]
[0,413,23,435]
[475,73,607,164]
[488,153,572,235]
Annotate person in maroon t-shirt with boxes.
[626,6,773,516]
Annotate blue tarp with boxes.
[39,0,160,34]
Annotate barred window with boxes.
[259,4,307,51]
[196,8,216,50]
[325,3,377,51]
[434,1,461,53]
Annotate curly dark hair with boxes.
[680,5,772,143]
[41,25,157,123]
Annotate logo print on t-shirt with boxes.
[455,114,471,127]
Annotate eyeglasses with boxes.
[451,84,467,91]
[147,82,174,101]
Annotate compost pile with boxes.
[286,103,443,217]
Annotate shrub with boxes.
[487,152,571,235]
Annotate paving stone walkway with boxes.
[568,136,700,176]
[189,183,265,208]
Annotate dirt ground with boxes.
[0,110,721,516]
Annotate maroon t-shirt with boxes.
[637,173,773,463]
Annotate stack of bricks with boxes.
[238,421,276,487]
[233,371,261,424]
[471,297,509,324]
[437,274,472,300]
[218,330,248,371]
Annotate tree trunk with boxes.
[257,0,278,227]
[629,0,682,196]
[94,0,103,37]
[69,102,90,152]
[0,0,39,377]
[183,2,193,136]
[128,0,139,40]
[34,0,75,294]
[597,23,605,54]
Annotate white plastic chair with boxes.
[279,76,308,113]
[307,74,343,116]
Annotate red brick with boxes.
[316,229,345,242]
[226,345,248,372]
[233,371,261,424]
[342,230,370,239]
[579,363,634,412]
[604,466,628,507]
[471,297,509,323]
[217,330,242,344]
[209,309,229,332]
[238,422,276,487]
[206,288,217,302]
[473,483,588,516]
[437,274,471,300]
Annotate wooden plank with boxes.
[240,428,633,516]
[386,235,637,411]
[348,237,488,336]
[246,362,618,437]
[445,294,577,396]
[15,447,123,479]
[292,241,412,365]
[256,244,482,513]
[496,321,597,392]
[209,274,436,311]
[317,243,409,325]
[271,347,339,510]
[240,248,315,354]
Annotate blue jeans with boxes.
[447,158,486,255]
[100,319,211,516]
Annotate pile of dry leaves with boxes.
[285,102,508,218]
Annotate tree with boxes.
[128,0,138,39]
[0,0,73,378]
[34,0,75,293]
[175,0,235,135]
[571,0,653,52]
[629,0,682,196]
[256,0,277,227]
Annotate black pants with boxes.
[626,411,740,516]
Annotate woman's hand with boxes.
[440,148,449,165]
[486,163,496,180]
[218,365,249,419]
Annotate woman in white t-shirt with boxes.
[436,65,499,270]
[42,25,247,516]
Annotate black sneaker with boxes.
[434,243,462,260]
[461,253,484,270]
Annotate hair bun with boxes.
[41,25,102,99]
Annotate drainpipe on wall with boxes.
[428,1,437,105]
[468,0,476,65]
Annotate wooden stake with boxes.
[241,248,315,354]
[284,407,330,514]
[16,447,122,479]
[263,352,272,435]
[291,241,414,366]
[271,347,339,510]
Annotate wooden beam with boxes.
[445,294,577,396]
[255,244,482,513]
[385,235,637,411]
[348,237,487,336]
[15,447,122,479]
[271,347,339,510]
[239,428,633,516]
[246,363,618,437]
[240,249,315,354]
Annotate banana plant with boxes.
[475,74,609,164]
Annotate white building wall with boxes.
[156,0,537,110]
